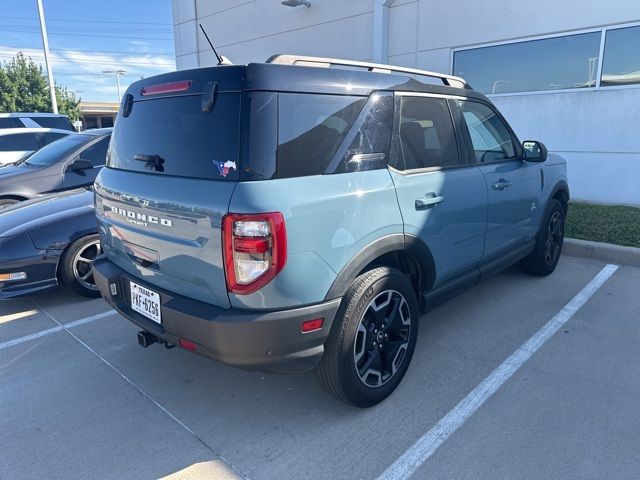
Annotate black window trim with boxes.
[388,91,466,175]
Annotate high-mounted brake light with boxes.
[222,213,286,295]
[141,80,192,96]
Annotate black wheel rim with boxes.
[544,211,563,265]
[353,290,412,388]
[72,240,101,291]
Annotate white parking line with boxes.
[0,310,116,351]
[377,263,619,480]
[29,301,248,480]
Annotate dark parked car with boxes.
[0,128,111,209]
[0,188,100,298]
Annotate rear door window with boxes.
[0,133,40,151]
[393,96,460,170]
[108,93,240,180]
[277,93,366,178]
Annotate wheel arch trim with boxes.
[323,233,436,300]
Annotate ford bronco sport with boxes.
[92,55,569,407]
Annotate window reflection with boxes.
[453,32,601,94]
[601,25,640,87]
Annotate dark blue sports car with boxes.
[0,187,100,298]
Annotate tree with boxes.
[0,51,81,121]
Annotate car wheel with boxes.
[0,198,19,210]
[59,234,102,297]
[520,199,565,276]
[317,267,419,407]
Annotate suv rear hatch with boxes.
[94,67,244,309]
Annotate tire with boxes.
[520,199,565,276]
[317,267,419,407]
[0,198,19,210]
[59,234,102,297]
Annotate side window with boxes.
[0,133,40,151]
[458,101,516,163]
[33,117,75,131]
[42,132,68,145]
[0,118,23,128]
[395,96,459,171]
[277,93,366,178]
[78,136,110,167]
[333,93,394,173]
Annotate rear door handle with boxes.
[492,179,512,191]
[415,193,444,210]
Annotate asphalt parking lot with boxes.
[1,253,639,480]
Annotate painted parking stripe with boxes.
[377,264,619,480]
[0,310,116,351]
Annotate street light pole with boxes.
[102,70,126,102]
[36,0,58,113]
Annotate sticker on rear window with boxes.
[213,160,236,178]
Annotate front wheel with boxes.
[317,267,419,407]
[520,199,565,276]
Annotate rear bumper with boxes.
[92,256,341,373]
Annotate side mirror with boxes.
[522,141,548,162]
[345,152,387,173]
[68,158,93,171]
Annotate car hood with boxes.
[0,163,52,182]
[0,188,94,238]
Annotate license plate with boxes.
[130,281,161,324]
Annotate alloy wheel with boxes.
[544,211,563,265]
[353,289,412,388]
[72,240,101,291]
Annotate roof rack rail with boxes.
[266,54,471,90]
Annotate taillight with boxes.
[222,213,286,294]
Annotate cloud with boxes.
[0,44,175,102]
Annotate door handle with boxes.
[492,178,512,191]
[415,193,444,210]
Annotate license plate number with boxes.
[130,281,161,324]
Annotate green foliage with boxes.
[0,51,81,122]
[565,202,640,248]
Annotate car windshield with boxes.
[23,134,91,167]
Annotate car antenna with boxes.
[199,24,224,65]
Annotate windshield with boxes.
[24,134,91,167]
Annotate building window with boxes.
[453,32,601,94]
[601,25,640,87]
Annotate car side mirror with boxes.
[345,153,387,173]
[522,141,548,162]
[68,158,93,171]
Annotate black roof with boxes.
[124,63,488,102]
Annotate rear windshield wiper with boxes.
[133,154,165,172]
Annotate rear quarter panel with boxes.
[228,170,403,309]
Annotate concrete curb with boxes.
[563,238,640,267]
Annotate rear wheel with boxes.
[317,267,419,407]
[0,198,19,210]
[59,234,102,297]
[520,199,565,276]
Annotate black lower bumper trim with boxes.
[92,256,341,373]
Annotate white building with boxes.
[172,0,640,205]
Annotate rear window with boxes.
[0,133,40,151]
[32,116,75,131]
[277,93,366,178]
[108,94,240,181]
[0,118,23,129]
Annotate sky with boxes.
[0,0,175,103]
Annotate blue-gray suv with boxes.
[92,55,569,407]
